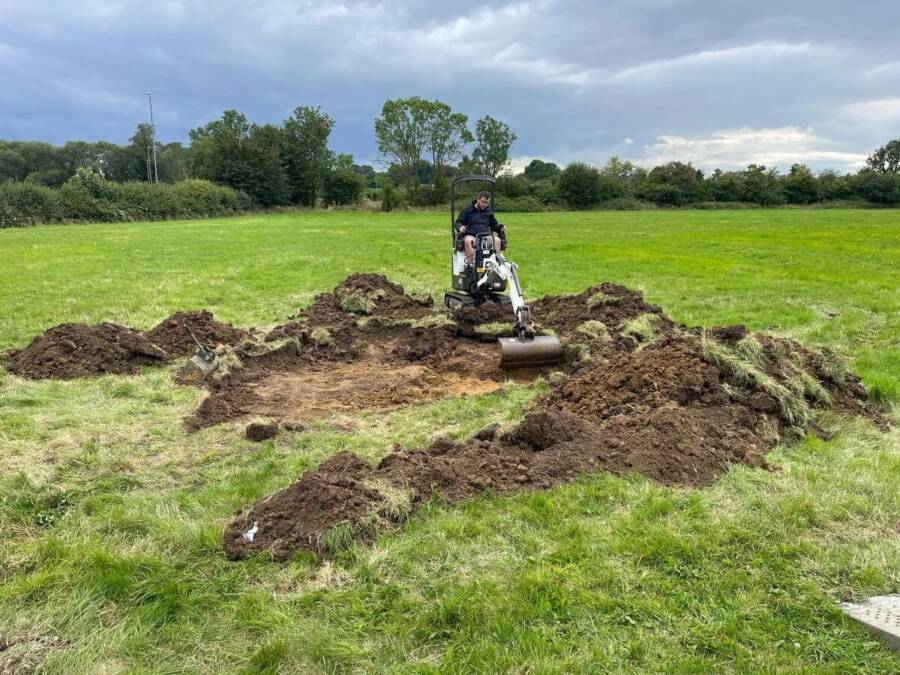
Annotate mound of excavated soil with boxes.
[6,310,249,380]
[143,310,248,357]
[300,273,433,327]
[5,323,168,379]
[222,277,878,561]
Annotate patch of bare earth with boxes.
[2,272,880,562]
[222,278,881,561]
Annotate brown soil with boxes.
[6,310,248,380]
[5,323,168,379]
[2,272,878,563]
[301,273,434,327]
[220,277,879,561]
[188,335,513,429]
[143,310,249,357]
[246,421,279,442]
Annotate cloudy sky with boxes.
[2,0,899,172]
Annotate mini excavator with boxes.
[443,175,563,369]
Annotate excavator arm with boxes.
[479,254,534,339]
[480,253,563,369]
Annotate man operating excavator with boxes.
[455,190,506,265]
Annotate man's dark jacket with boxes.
[456,201,503,237]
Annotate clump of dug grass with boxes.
[699,331,836,427]
[338,288,385,315]
[309,327,335,347]
[619,313,662,348]
[576,319,609,340]
[474,321,515,337]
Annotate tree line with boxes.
[2,95,900,222]
[491,146,900,211]
[0,106,369,209]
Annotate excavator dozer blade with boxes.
[498,335,563,369]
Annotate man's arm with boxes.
[456,205,471,233]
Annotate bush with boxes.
[526,178,562,205]
[380,179,402,212]
[855,170,900,205]
[494,195,545,212]
[691,201,758,210]
[323,169,365,206]
[558,162,603,208]
[0,180,63,224]
[602,197,657,210]
[1,174,251,225]
[0,201,23,228]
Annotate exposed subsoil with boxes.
[219,275,879,561]
[5,311,249,380]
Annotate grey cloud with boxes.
[1,0,899,171]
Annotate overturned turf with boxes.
[222,276,877,561]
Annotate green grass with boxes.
[1,210,899,673]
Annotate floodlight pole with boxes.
[145,92,159,183]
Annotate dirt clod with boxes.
[245,421,279,442]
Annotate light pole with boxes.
[144,92,159,184]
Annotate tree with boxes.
[189,110,289,206]
[866,139,900,173]
[707,169,742,202]
[599,156,646,198]
[351,164,377,188]
[738,164,784,205]
[243,124,291,206]
[424,101,471,183]
[282,105,334,206]
[472,116,517,178]
[0,144,27,181]
[375,97,431,193]
[523,159,560,181]
[817,169,853,201]
[558,162,602,208]
[323,167,365,205]
[782,164,819,204]
[640,161,706,205]
[189,110,251,183]
[855,170,900,204]
[496,174,529,198]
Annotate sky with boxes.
[2,0,900,173]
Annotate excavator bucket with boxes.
[498,335,563,369]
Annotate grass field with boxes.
[1,210,899,673]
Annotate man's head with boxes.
[475,191,491,210]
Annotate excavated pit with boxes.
[219,275,880,561]
[1,272,881,563]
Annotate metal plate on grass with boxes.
[840,594,900,651]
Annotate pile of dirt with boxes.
[6,310,249,380]
[5,323,168,379]
[223,278,877,561]
[301,273,433,327]
[533,282,677,355]
[143,310,248,357]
